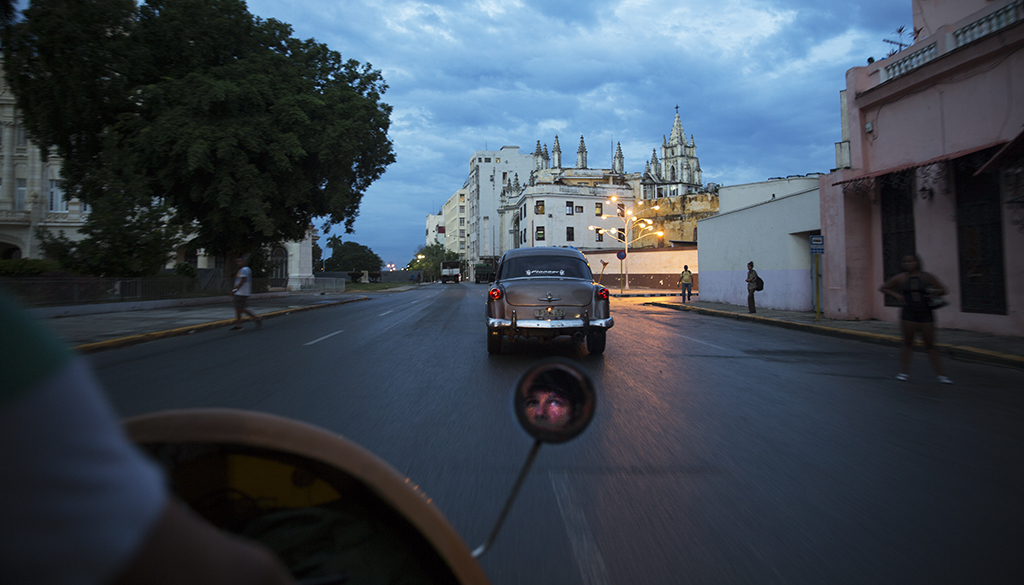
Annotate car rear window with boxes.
[499,256,592,280]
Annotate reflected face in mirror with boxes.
[524,388,573,430]
[514,358,596,444]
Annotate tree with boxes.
[5,0,394,269]
[325,241,381,272]
[407,242,448,281]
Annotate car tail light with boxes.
[597,287,609,300]
[489,287,502,301]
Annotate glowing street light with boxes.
[588,197,662,292]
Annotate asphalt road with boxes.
[90,283,1024,584]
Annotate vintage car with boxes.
[486,248,612,354]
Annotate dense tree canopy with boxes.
[5,0,394,269]
[406,242,449,281]
[325,240,381,272]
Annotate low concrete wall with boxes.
[582,247,699,290]
[699,269,813,311]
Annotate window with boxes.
[566,227,574,241]
[575,206,583,213]
[536,226,545,241]
[459,218,465,226]
[595,203,603,216]
[459,205,465,213]
[496,158,500,163]
[566,201,574,215]
[15,179,27,210]
[595,230,604,242]
[618,228,625,241]
[484,158,492,163]
[617,203,625,217]
[460,242,465,249]
[535,200,545,214]
[16,125,27,147]
[49,180,66,212]
[460,194,465,202]
[459,229,465,237]
[478,157,482,162]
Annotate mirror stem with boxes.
[472,440,542,558]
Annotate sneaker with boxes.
[230,325,243,331]
[937,375,953,385]
[895,373,909,381]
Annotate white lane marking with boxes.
[675,333,729,351]
[379,310,394,316]
[550,471,609,585]
[304,330,344,346]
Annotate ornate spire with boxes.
[613,142,624,174]
[670,111,686,146]
[552,135,562,168]
[576,135,587,169]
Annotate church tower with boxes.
[642,108,703,199]
[612,142,624,174]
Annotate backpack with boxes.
[755,276,764,291]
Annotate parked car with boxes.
[486,248,612,354]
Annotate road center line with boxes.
[304,330,344,346]
[379,310,394,316]
[550,471,609,585]
[675,333,730,351]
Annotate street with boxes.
[90,283,1024,584]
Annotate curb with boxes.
[74,297,369,354]
[646,301,1024,370]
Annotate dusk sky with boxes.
[244,0,912,267]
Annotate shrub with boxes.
[0,258,64,277]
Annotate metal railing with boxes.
[0,276,259,307]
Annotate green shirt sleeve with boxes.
[0,290,72,404]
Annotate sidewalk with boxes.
[42,291,373,353]
[612,288,1023,370]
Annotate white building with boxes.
[425,212,444,247]
[696,175,822,310]
[508,166,642,251]
[464,146,536,267]
[443,188,468,257]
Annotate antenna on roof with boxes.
[883,26,911,56]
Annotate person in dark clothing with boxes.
[879,254,952,384]
[745,262,758,313]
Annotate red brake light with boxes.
[489,287,502,301]
[597,287,609,300]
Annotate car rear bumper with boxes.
[488,317,613,330]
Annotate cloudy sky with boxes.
[244,0,911,267]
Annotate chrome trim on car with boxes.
[488,317,613,330]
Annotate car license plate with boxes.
[535,308,565,319]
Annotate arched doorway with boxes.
[0,242,21,259]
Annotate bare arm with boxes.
[113,499,295,585]
[879,274,906,304]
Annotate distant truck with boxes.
[474,260,496,284]
[440,260,461,283]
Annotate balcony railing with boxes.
[881,43,937,82]
[953,0,1023,48]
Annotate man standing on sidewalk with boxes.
[745,261,758,314]
[677,265,693,303]
[231,256,262,330]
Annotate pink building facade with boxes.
[820,0,1024,336]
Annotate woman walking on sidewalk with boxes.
[879,254,951,384]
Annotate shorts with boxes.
[233,295,249,310]
[901,305,933,323]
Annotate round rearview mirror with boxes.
[514,358,596,444]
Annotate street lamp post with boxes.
[588,196,662,292]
